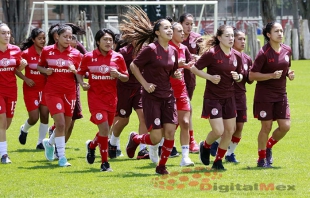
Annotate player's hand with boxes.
[45,68,53,75]
[143,83,156,93]
[288,70,295,81]
[210,75,221,84]
[25,78,35,87]
[80,82,90,91]
[273,70,283,79]
[19,59,28,70]
[173,69,183,80]
[110,68,120,79]
[68,64,77,74]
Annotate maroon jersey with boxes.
[118,44,140,89]
[251,43,291,102]
[133,41,179,99]
[0,44,22,98]
[182,31,202,88]
[38,44,82,95]
[234,52,253,96]
[195,45,243,99]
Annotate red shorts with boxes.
[143,95,178,131]
[45,93,76,117]
[201,97,236,120]
[23,90,47,112]
[236,110,247,122]
[90,110,115,126]
[176,96,191,111]
[0,95,17,118]
[253,97,290,120]
[116,86,142,118]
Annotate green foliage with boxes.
[0,60,309,197]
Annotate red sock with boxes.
[159,139,174,165]
[231,136,241,144]
[258,149,266,160]
[98,135,108,163]
[203,140,211,149]
[266,137,278,149]
[89,132,99,149]
[189,130,195,143]
[133,134,154,145]
[214,147,227,162]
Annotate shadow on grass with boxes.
[239,166,282,170]
[11,148,43,153]
[17,163,60,170]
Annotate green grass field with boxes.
[0,59,309,197]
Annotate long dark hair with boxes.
[47,23,85,45]
[94,28,115,48]
[262,22,276,42]
[20,28,45,51]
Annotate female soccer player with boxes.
[37,25,82,167]
[184,24,243,170]
[17,28,49,150]
[0,23,25,163]
[179,13,202,153]
[121,6,181,174]
[249,22,294,168]
[77,28,129,172]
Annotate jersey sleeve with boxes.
[117,55,129,76]
[195,51,212,70]
[251,50,266,73]
[133,46,152,70]
[37,48,48,67]
[77,54,90,75]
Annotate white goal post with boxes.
[28,1,218,38]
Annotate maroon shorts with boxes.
[235,93,247,111]
[201,97,236,120]
[72,84,83,120]
[186,86,195,100]
[90,110,115,126]
[142,95,178,131]
[23,90,47,112]
[116,86,142,118]
[236,110,247,122]
[0,95,17,118]
[45,93,76,117]
[253,97,290,121]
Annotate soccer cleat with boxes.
[1,154,12,164]
[116,150,124,157]
[257,158,273,168]
[36,143,44,150]
[156,164,169,175]
[126,132,139,158]
[19,125,28,145]
[85,140,95,164]
[100,161,113,172]
[108,140,117,159]
[210,141,219,157]
[169,147,180,158]
[189,141,199,153]
[42,138,55,161]
[199,141,210,165]
[137,147,150,160]
[212,160,225,170]
[149,144,159,164]
[266,148,273,164]
[58,156,71,167]
[180,157,195,167]
[225,153,239,163]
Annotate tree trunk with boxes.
[299,0,310,28]
[260,0,276,25]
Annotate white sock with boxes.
[116,137,121,150]
[0,141,7,156]
[226,141,238,156]
[216,137,221,143]
[22,120,33,133]
[159,137,164,146]
[110,132,118,146]
[55,136,65,159]
[181,145,189,158]
[38,123,48,145]
[140,144,146,151]
[48,131,56,145]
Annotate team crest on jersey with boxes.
[191,43,196,48]
[285,55,289,62]
[34,100,39,106]
[99,65,110,74]
[96,113,103,120]
[56,59,66,67]
[233,59,237,67]
[260,111,267,118]
[0,58,10,67]
[171,55,175,63]
[56,103,62,110]
[154,118,161,126]
[120,109,126,115]
[243,64,248,71]
[211,108,218,116]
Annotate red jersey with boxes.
[133,41,179,99]
[22,45,47,91]
[195,45,243,99]
[77,49,129,112]
[168,41,190,98]
[37,44,82,95]
[234,52,253,96]
[0,44,22,98]
[251,43,292,102]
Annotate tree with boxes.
[260,0,277,25]
[299,0,310,28]
[1,0,30,44]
